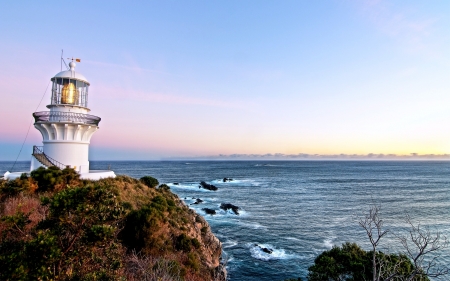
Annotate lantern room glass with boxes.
[51,78,89,107]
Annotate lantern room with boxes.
[50,61,90,108]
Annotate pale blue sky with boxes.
[1,1,449,160]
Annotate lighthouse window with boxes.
[50,77,89,107]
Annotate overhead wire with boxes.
[9,80,51,172]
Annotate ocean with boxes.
[2,161,450,280]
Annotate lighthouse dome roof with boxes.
[52,61,89,84]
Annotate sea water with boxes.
[2,161,450,280]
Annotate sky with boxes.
[0,0,449,160]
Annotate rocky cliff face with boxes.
[0,172,226,281]
[184,206,226,279]
[108,176,227,280]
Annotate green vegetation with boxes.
[0,167,224,281]
[306,243,427,281]
[139,175,159,188]
[285,205,447,281]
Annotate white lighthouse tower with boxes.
[2,59,116,180]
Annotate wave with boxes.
[222,240,238,249]
[285,237,301,242]
[166,183,212,192]
[236,221,266,230]
[247,243,294,261]
[323,236,336,249]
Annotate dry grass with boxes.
[2,194,47,227]
[124,251,183,281]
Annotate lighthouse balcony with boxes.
[33,111,101,126]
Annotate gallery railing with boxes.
[33,111,101,126]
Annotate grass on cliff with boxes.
[0,167,224,281]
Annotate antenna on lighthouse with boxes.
[61,50,69,70]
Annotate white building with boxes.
[4,60,115,180]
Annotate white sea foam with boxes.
[216,205,248,217]
[323,236,336,249]
[285,237,301,242]
[247,243,293,261]
[210,178,261,186]
[226,255,234,263]
[237,221,266,230]
[166,183,211,192]
[222,240,238,249]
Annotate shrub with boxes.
[30,166,80,192]
[159,183,170,190]
[176,234,192,252]
[140,176,159,188]
[307,242,430,281]
[0,177,38,199]
[187,252,200,272]
[0,184,126,280]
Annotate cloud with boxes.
[93,84,245,109]
[171,152,450,160]
[356,0,438,55]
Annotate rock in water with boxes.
[199,181,218,191]
[202,208,217,215]
[220,203,240,215]
[254,244,273,254]
[192,198,204,205]
[262,247,273,254]
[223,178,234,182]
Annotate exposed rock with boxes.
[254,244,273,254]
[202,208,216,215]
[173,182,179,185]
[191,198,204,205]
[262,247,273,254]
[223,178,233,182]
[220,203,240,215]
[199,181,218,191]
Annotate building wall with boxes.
[43,142,90,173]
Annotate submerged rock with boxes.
[199,181,218,191]
[220,203,240,215]
[202,208,216,215]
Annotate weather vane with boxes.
[68,57,81,63]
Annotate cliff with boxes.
[0,167,226,281]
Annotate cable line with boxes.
[10,80,51,172]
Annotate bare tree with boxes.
[358,205,393,281]
[358,206,448,281]
[397,217,448,281]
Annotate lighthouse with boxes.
[4,59,115,180]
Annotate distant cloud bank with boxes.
[167,153,450,160]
